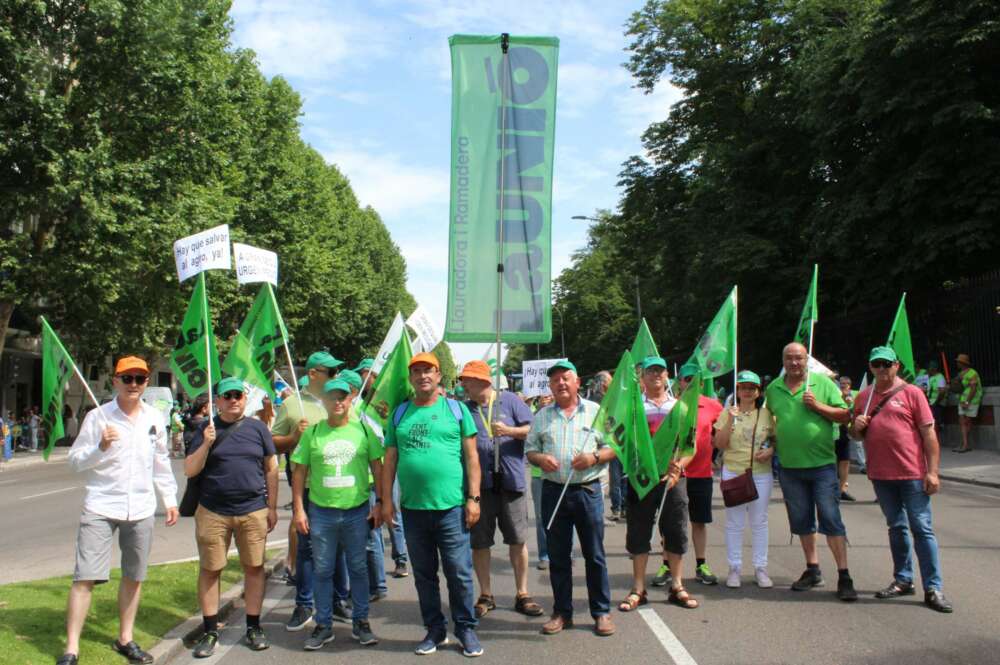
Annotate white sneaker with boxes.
[755,567,773,588]
[726,567,741,588]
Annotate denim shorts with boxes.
[779,464,846,537]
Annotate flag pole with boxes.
[733,286,739,406]
[200,273,214,417]
[282,341,305,420]
[492,34,511,481]
[545,430,593,531]
[805,317,815,396]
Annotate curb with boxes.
[0,450,70,470]
[940,473,1000,490]
[147,553,287,665]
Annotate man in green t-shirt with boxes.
[380,352,483,657]
[926,361,947,435]
[291,378,383,650]
[764,342,855,601]
[954,353,983,453]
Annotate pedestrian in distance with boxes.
[850,346,953,613]
[951,353,982,453]
[458,360,543,620]
[291,377,385,650]
[836,375,859,501]
[380,352,485,657]
[526,360,617,637]
[765,343,856,601]
[184,378,279,657]
[713,370,775,589]
[59,357,179,665]
[925,361,947,436]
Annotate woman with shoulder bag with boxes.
[713,371,775,589]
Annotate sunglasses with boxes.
[220,391,245,401]
[870,360,894,369]
[323,392,350,402]
[118,374,148,385]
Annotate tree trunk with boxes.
[0,300,14,363]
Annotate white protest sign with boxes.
[173,224,232,282]
[243,384,267,417]
[406,305,442,353]
[234,243,278,286]
[141,387,174,431]
[373,313,406,374]
[521,358,567,398]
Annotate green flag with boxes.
[444,34,559,343]
[690,287,737,378]
[170,272,221,398]
[40,317,78,460]
[630,318,659,364]
[592,351,659,500]
[887,293,915,382]
[793,264,819,350]
[222,284,289,401]
[650,374,702,475]
[362,334,415,430]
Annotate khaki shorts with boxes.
[195,505,268,571]
[958,403,980,419]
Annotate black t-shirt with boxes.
[188,416,277,516]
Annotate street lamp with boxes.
[570,214,642,321]
[553,303,566,357]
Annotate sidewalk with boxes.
[938,447,1000,488]
[0,447,69,471]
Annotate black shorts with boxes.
[685,476,714,524]
[835,430,851,462]
[625,478,688,556]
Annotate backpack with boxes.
[392,399,464,428]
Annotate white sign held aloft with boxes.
[173,224,232,282]
[521,358,567,398]
[406,306,442,354]
[233,243,278,286]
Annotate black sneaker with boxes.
[791,568,824,591]
[837,577,858,602]
[875,580,915,599]
[332,600,352,624]
[840,491,857,502]
[285,605,313,632]
[56,655,78,665]
[925,589,954,613]
[112,640,153,664]
[304,625,335,650]
[192,631,218,659]
[246,626,270,651]
[352,619,379,646]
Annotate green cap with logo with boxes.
[679,362,701,379]
[337,369,363,391]
[735,370,761,386]
[215,377,246,395]
[546,360,578,376]
[323,378,352,395]
[869,346,898,363]
[306,351,344,370]
[641,356,668,370]
[353,358,374,373]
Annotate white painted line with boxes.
[20,486,80,500]
[0,479,19,485]
[154,539,288,567]
[639,608,699,665]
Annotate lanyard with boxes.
[477,393,495,439]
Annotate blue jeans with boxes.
[779,464,847,536]
[872,479,943,592]
[309,501,371,625]
[296,489,349,608]
[388,478,408,564]
[531,476,548,562]
[402,506,477,633]
[541,479,610,619]
[367,490,387,595]
[608,458,627,513]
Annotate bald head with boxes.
[782,342,808,380]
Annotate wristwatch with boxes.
[467,495,480,503]
[592,451,600,465]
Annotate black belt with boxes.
[543,478,600,488]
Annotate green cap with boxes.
[338,369,363,391]
[735,370,761,386]
[306,351,344,370]
[353,358,374,373]
[641,356,668,370]
[679,363,701,379]
[869,346,898,363]
[215,377,246,395]
[297,375,309,389]
[546,360,578,376]
[323,378,352,395]
[454,385,466,398]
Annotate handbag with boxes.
[179,417,245,517]
[720,409,761,508]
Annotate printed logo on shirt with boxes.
[404,423,431,451]
[321,438,358,487]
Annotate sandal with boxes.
[514,594,545,616]
[474,594,496,618]
[668,585,699,609]
[618,589,648,612]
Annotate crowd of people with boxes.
[52,342,975,665]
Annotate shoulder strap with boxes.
[445,398,463,423]
[745,408,762,473]
[392,401,410,428]
[868,384,908,420]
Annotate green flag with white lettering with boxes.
[887,293,915,382]
[650,374,702,475]
[444,34,559,343]
[40,317,77,460]
[170,272,221,398]
[690,287,737,378]
[222,284,289,401]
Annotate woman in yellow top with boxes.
[954,354,983,453]
[713,371,775,589]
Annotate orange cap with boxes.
[459,360,492,383]
[115,356,149,375]
[408,352,440,370]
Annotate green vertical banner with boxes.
[445,34,559,343]
[170,272,221,398]
[887,293,915,382]
[40,317,77,459]
[793,264,819,349]
[222,283,289,401]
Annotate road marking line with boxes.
[0,479,19,485]
[639,608,699,665]
[20,486,80,500]
[154,539,288,567]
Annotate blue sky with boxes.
[229,0,681,365]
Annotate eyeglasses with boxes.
[220,391,245,401]
[870,360,894,369]
[118,374,148,385]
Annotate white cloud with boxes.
[615,81,685,138]
[557,62,631,119]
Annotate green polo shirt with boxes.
[765,373,847,469]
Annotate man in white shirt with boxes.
[59,357,179,665]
